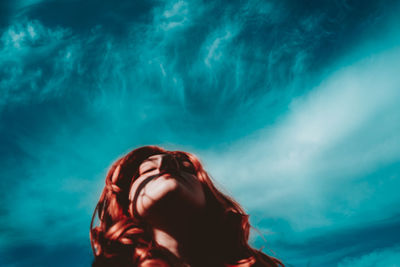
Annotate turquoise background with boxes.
[1,1,400,266]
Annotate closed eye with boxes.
[181,160,195,174]
[141,167,157,175]
[139,160,158,175]
[139,155,164,175]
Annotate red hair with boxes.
[90,146,283,266]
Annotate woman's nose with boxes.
[159,154,180,175]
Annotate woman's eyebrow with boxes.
[139,157,162,174]
[139,161,155,172]
[144,154,165,163]
[140,157,159,166]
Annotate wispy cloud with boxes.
[156,0,190,31]
[208,44,400,228]
[338,246,400,267]
[201,28,400,265]
[0,20,76,108]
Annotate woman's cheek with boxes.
[179,173,206,208]
[136,177,180,216]
[139,259,171,267]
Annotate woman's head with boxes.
[90,145,282,266]
[128,153,208,221]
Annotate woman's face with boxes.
[128,154,206,218]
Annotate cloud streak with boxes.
[0,19,76,109]
[338,245,400,267]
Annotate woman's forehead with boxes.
[142,153,165,163]
[139,154,165,171]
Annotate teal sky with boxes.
[1,1,400,266]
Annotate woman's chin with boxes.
[136,177,181,217]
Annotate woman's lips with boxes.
[130,173,163,218]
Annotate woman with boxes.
[90,146,283,267]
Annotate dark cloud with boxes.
[263,215,400,266]
[0,241,92,267]
[17,0,157,35]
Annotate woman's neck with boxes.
[150,209,222,266]
[153,227,181,258]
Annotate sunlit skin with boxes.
[128,154,210,264]
[129,154,206,217]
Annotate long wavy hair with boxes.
[90,146,283,267]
